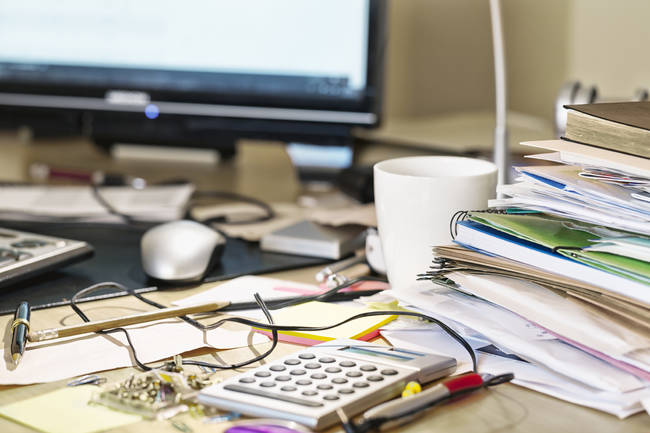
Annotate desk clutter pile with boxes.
[385,102,650,418]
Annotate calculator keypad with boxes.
[224,352,410,407]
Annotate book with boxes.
[253,301,397,345]
[564,101,650,158]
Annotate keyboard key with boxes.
[270,365,286,372]
[281,386,297,392]
[339,360,356,368]
[299,353,316,360]
[275,375,291,382]
[284,359,301,366]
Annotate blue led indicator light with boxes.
[144,104,159,119]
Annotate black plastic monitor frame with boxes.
[0,1,386,149]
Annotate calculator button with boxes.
[298,353,316,360]
[284,359,301,366]
[270,365,286,372]
[304,363,321,369]
[281,386,297,392]
[339,360,356,368]
[224,385,323,407]
[360,365,377,372]
[239,377,255,384]
[381,369,398,376]
[338,388,355,395]
[332,378,348,385]
[310,373,327,380]
[323,395,340,401]
[302,390,318,396]
[367,375,384,382]
[254,371,271,378]
[325,367,342,374]
[353,382,369,388]
[275,375,291,382]
[290,369,306,376]
[319,357,335,363]
[317,384,333,390]
[346,371,362,378]
[260,381,276,387]
[296,379,312,386]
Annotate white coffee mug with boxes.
[374,156,497,290]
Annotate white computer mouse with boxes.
[140,220,225,283]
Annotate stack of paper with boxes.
[0,184,195,223]
[385,129,650,418]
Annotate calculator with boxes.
[198,339,457,430]
[0,227,93,288]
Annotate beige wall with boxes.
[384,0,650,123]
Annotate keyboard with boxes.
[0,227,93,288]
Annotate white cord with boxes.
[489,0,510,194]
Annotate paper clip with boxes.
[67,374,107,387]
[204,412,241,424]
[170,420,193,433]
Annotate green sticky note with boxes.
[0,385,142,433]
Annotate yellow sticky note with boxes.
[255,301,397,344]
[0,385,142,433]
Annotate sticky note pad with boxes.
[0,385,142,433]
[255,301,397,345]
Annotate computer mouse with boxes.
[140,220,226,283]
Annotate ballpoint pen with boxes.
[10,301,30,366]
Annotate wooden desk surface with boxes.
[0,132,647,433]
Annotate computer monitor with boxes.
[0,0,386,154]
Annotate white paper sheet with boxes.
[446,272,650,372]
[0,184,194,222]
[0,317,267,385]
[387,282,648,394]
[381,327,650,419]
[174,275,322,306]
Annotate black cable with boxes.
[67,281,477,373]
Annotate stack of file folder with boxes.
[383,118,650,418]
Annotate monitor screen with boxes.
[0,0,385,146]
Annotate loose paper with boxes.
[0,385,142,433]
